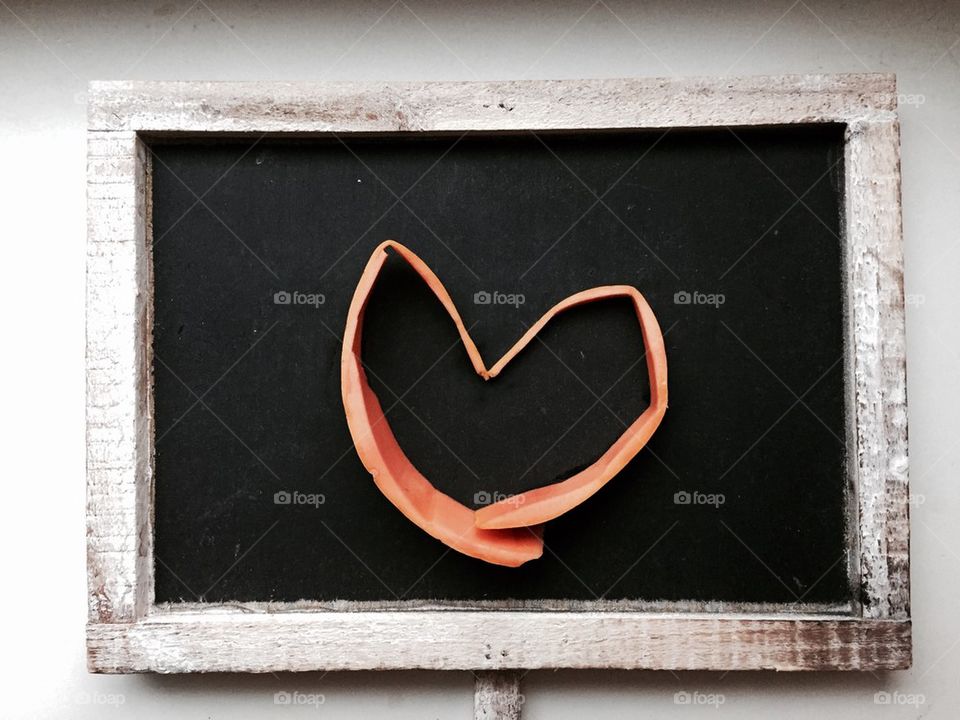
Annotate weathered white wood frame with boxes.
[86,75,910,674]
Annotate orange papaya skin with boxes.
[340,241,667,566]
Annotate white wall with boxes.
[1,1,957,717]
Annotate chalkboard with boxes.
[151,126,850,605]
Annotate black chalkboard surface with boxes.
[151,126,849,605]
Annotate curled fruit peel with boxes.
[340,241,668,567]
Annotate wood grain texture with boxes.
[87,74,896,134]
[85,74,910,674]
[474,671,523,720]
[87,614,911,673]
[86,131,153,624]
[845,118,910,620]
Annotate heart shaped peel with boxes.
[341,241,668,566]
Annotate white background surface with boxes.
[1,1,958,717]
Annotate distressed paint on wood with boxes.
[87,614,911,673]
[845,119,910,619]
[87,75,897,134]
[86,131,153,624]
[475,671,523,720]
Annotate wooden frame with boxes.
[86,74,910,674]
